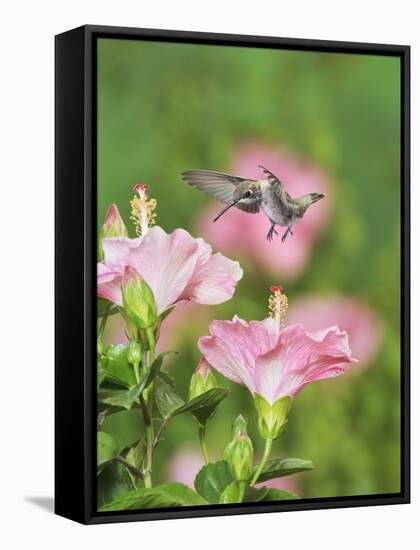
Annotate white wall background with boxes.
[0,0,417,548]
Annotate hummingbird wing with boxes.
[258,164,293,212]
[181,170,254,205]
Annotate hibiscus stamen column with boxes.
[251,286,290,486]
[268,285,288,331]
[130,184,157,236]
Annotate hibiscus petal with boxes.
[267,323,357,399]
[182,250,243,305]
[128,226,199,314]
[97,263,124,305]
[199,316,279,394]
[102,236,142,268]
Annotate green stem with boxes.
[250,438,273,486]
[144,424,154,488]
[116,454,144,480]
[143,327,156,488]
[198,424,209,464]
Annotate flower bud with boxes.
[98,204,128,260]
[188,358,217,400]
[254,394,292,440]
[223,431,254,482]
[231,414,248,439]
[121,266,157,330]
[127,340,142,370]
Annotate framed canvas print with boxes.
[55,25,410,525]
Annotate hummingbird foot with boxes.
[267,223,278,242]
[281,227,294,242]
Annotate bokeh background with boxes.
[97,38,401,498]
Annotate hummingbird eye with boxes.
[243,191,251,199]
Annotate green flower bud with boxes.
[121,267,157,330]
[127,340,142,369]
[254,394,292,440]
[188,358,217,400]
[223,431,254,482]
[98,204,128,260]
[231,414,248,439]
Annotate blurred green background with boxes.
[97,38,401,498]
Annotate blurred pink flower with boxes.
[197,143,332,279]
[166,448,204,488]
[199,315,357,404]
[287,295,383,367]
[97,225,243,314]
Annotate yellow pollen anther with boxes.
[130,184,157,236]
[268,285,288,329]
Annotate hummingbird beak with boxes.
[312,193,326,204]
[213,200,239,222]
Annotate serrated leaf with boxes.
[97,460,135,507]
[219,481,242,504]
[251,487,299,501]
[173,387,229,425]
[98,482,207,512]
[103,344,137,388]
[154,376,185,418]
[98,351,176,410]
[101,409,143,452]
[97,432,119,467]
[253,457,314,483]
[194,460,233,504]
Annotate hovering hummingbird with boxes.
[181,165,325,242]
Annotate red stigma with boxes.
[270,285,282,293]
[133,183,149,193]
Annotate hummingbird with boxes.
[181,165,326,242]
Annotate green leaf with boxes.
[219,484,280,504]
[154,483,207,506]
[173,387,230,425]
[194,460,233,504]
[101,410,143,452]
[249,487,299,501]
[219,481,242,504]
[97,432,118,467]
[154,375,185,418]
[98,351,176,409]
[253,457,314,483]
[97,297,118,317]
[103,344,137,388]
[98,365,107,387]
[157,370,176,389]
[97,460,135,507]
[98,482,207,512]
[126,440,145,488]
[243,486,269,502]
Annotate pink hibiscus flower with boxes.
[197,143,332,279]
[198,288,357,405]
[97,225,243,315]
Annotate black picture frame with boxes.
[55,24,410,525]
